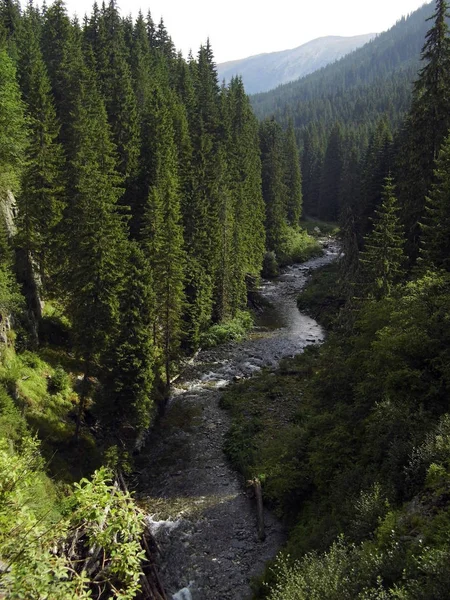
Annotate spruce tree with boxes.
[16,8,65,287]
[360,118,393,238]
[141,89,185,387]
[63,59,128,439]
[41,0,72,113]
[283,119,303,226]
[420,131,450,271]
[101,243,155,446]
[318,122,344,222]
[397,0,450,260]
[90,1,140,187]
[182,41,222,343]
[227,77,265,312]
[359,176,405,299]
[0,43,26,196]
[259,118,288,257]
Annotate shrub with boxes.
[47,365,70,395]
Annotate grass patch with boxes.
[0,346,100,482]
[200,310,253,348]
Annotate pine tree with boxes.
[63,60,128,439]
[420,132,450,271]
[318,122,344,222]
[359,176,405,299]
[227,77,265,313]
[0,42,26,197]
[360,118,393,238]
[283,120,303,226]
[259,118,288,256]
[182,41,222,342]
[301,124,324,217]
[41,0,72,112]
[0,0,21,58]
[16,7,65,287]
[397,0,450,260]
[101,243,155,445]
[89,1,140,187]
[141,89,185,387]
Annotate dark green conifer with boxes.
[63,60,128,439]
[0,43,26,195]
[397,0,450,260]
[16,8,65,286]
[420,132,450,271]
[101,243,155,444]
[141,89,185,387]
[359,176,405,299]
[318,122,344,222]
[227,77,265,312]
[259,118,288,257]
[90,1,139,186]
[283,120,303,226]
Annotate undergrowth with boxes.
[200,310,253,348]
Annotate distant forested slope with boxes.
[251,2,435,218]
[217,34,376,95]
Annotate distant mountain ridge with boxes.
[217,34,377,94]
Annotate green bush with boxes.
[199,310,253,348]
[47,365,70,395]
[278,227,323,267]
[262,251,279,278]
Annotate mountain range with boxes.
[217,34,377,95]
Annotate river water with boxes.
[137,241,339,600]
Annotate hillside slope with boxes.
[217,34,376,94]
[251,2,433,129]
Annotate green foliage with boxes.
[0,44,26,195]
[420,130,450,271]
[359,176,405,299]
[262,251,279,278]
[0,452,145,599]
[47,365,70,395]
[277,227,322,267]
[199,310,253,348]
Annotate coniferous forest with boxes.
[1,0,450,597]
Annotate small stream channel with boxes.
[137,241,339,600]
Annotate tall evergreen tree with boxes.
[420,132,450,271]
[227,77,265,312]
[283,120,303,226]
[0,43,26,196]
[397,0,450,260]
[318,122,344,222]
[260,118,288,256]
[301,125,324,217]
[359,176,405,299]
[182,41,222,342]
[141,89,185,387]
[101,243,155,445]
[360,118,393,238]
[62,60,128,439]
[16,8,65,287]
[89,1,140,187]
[41,0,72,112]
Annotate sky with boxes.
[59,0,431,63]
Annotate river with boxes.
[137,241,339,600]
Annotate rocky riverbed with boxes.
[137,241,339,600]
